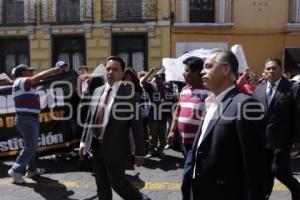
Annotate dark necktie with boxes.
[266,84,275,105]
[95,88,112,137]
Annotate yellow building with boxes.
[171,0,300,75]
[0,0,171,75]
[1,0,300,77]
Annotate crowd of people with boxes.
[5,49,300,200]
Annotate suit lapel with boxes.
[268,78,289,109]
[198,88,237,147]
[259,81,268,109]
[91,86,105,123]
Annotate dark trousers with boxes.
[266,148,300,200]
[181,144,193,200]
[91,140,142,200]
[191,176,243,200]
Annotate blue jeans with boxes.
[12,114,39,173]
[181,148,193,200]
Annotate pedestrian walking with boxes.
[167,56,210,200]
[79,56,149,200]
[190,49,267,200]
[254,58,300,200]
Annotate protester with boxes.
[190,49,267,200]
[167,56,210,200]
[122,67,144,167]
[142,69,175,158]
[55,61,69,72]
[236,68,258,94]
[254,58,300,200]
[78,65,90,94]
[8,64,64,183]
[79,56,149,200]
[123,67,143,94]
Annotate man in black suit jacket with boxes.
[253,58,300,200]
[79,56,148,200]
[190,49,267,200]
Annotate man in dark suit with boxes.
[190,49,267,200]
[253,58,300,200]
[79,56,148,200]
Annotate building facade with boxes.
[0,0,171,75]
[171,0,300,75]
[0,0,300,76]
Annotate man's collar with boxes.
[205,85,235,108]
[267,78,281,88]
[215,85,235,103]
[105,81,121,91]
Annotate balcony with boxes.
[101,0,157,23]
[0,0,36,26]
[40,0,93,25]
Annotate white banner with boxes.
[163,49,212,82]
[231,44,249,73]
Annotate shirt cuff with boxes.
[79,142,85,149]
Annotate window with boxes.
[112,35,147,72]
[289,0,300,23]
[57,0,80,23]
[2,0,25,25]
[175,0,232,24]
[117,0,142,21]
[0,39,29,75]
[102,0,156,22]
[189,0,215,23]
[53,37,85,71]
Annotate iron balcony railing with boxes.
[101,0,157,22]
[0,1,36,26]
[40,0,93,25]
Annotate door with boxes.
[112,35,147,72]
[53,36,86,71]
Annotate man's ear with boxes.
[222,64,231,76]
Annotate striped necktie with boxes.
[95,88,112,137]
[266,84,275,106]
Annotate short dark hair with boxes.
[78,65,88,71]
[211,49,239,80]
[264,58,282,68]
[105,56,125,71]
[183,56,204,72]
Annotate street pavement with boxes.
[0,148,298,200]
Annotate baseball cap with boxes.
[55,61,68,68]
[13,64,34,77]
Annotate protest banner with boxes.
[0,71,79,157]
